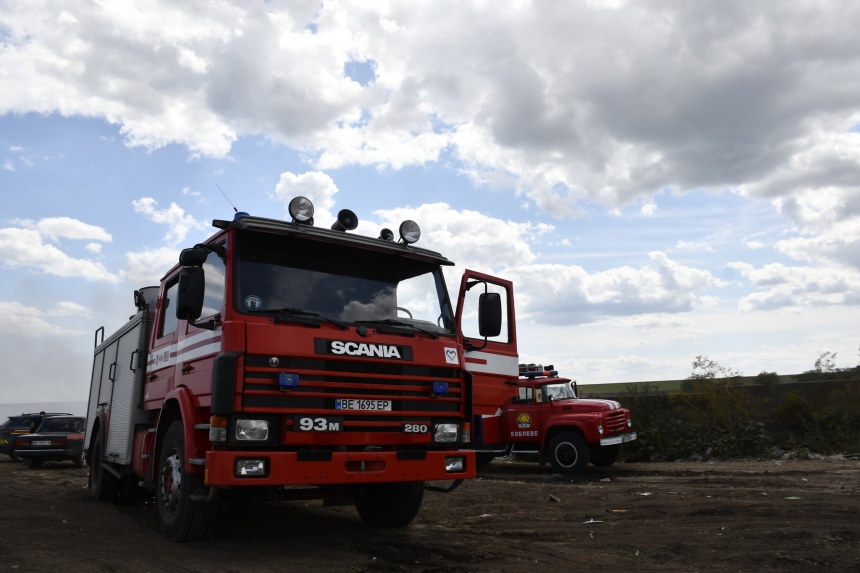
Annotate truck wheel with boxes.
[90,429,120,501]
[590,444,620,467]
[354,481,424,527]
[548,432,590,474]
[157,421,217,542]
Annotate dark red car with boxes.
[13,416,86,469]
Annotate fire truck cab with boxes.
[83,199,519,542]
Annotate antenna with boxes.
[215,183,238,213]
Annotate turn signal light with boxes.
[462,422,471,443]
[209,416,228,443]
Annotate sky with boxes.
[1,0,860,403]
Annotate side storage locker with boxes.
[106,313,151,464]
[84,349,106,449]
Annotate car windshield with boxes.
[234,231,456,335]
[38,418,83,433]
[543,382,577,401]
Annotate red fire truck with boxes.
[472,364,637,472]
[84,198,521,542]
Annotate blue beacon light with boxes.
[432,381,449,396]
[278,372,300,391]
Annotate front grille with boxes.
[605,410,628,433]
[242,355,463,439]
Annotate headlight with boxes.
[288,196,315,223]
[445,456,465,473]
[597,425,604,435]
[235,419,269,441]
[235,458,267,478]
[433,423,459,443]
[627,418,633,428]
[399,220,421,244]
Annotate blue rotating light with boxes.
[278,372,300,390]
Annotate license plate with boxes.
[335,399,392,411]
[32,440,51,446]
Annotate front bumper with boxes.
[599,432,637,446]
[204,449,475,487]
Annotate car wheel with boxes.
[29,458,43,469]
[89,428,120,501]
[156,421,218,542]
[354,481,424,528]
[74,448,87,468]
[548,431,590,474]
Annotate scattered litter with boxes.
[600,478,611,482]
[582,519,604,524]
[635,550,639,557]
[639,492,652,496]
[706,495,712,498]
[802,478,808,482]
[547,494,561,503]
[611,509,627,513]
[589,531,594,539]
[62,520,67,524]
[706,460,718,465]
[667,492,677,495]
[478,514,491,518]
[784,496,801,500]
[775,461,783,466]
[760,493,768,496]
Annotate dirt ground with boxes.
[1,455,858,573]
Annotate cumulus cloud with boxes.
[132,197,205,245]
[0,301,86,336]
[35,217,112,242]
[272,171,339,228]
[0,226,119,282]
[728,261,860,312]
[120,247,179,284]
[3,1,860,217]
[505,252,717,325]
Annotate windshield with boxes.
[543,382,576,401]
[38,418,84,433]
[234,231,456,334]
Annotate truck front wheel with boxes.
[548,432,590,474]
[354,481,424,527]
[590,444,620,467]
[90,428,119,501]
[156,421,218,542]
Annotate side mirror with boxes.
[179,247,208,266]
[175,267,205,321]
[478,292,502,338]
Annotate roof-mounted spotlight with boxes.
[288,196,315,224]
[399,220,421,244]
[379,228,394,241]
[331,209,358,232]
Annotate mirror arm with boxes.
[194,243,227,261]
[189,313,221,331]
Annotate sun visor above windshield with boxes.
[216,215,455,266]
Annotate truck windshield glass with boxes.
[543,382,576,401]
[234,231,456,335]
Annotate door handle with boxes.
[181,365,193,373]
[148,374,158,381]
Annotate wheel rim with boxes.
[554,441,579,468]
[160,449,182,517]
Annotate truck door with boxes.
[145,273,180,408]
[455,270,518,416]
[504,386,542,446]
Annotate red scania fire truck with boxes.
[84,197,521,542]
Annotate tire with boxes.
[73,448,86,468]
[156,421,218,542]
[354,481,424,527]
[29,458,43,469]
[90,429,120,501]
[548,431,590,474]
[590,444,620,467]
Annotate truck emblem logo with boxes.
[516,413,532,429]
[314,339,414,361]
[444,348,458,364]
[245,295,262,310]
[269,357,280,367]
[331,340,400,358]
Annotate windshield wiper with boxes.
[252,307,349,330]
[354,319,439,339]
